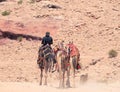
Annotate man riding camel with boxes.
[41,32,53,46]
[37,32,56,71]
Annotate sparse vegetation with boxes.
[1,10,11,16]
[17,36,23,42]
[109,49,118,58]
[17,0,23,4]
[29,0,35,4]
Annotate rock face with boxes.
[0,0,120,83]
[0,0,6,2]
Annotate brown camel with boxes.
[66,42,81,87]
[53,43,71,88]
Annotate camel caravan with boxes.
[37,41,82,88]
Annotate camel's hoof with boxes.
[59,86,65,89]
[44,83,47,85]
[59,85,65,89]
[66,85,71,88]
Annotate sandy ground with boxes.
[0,0,120,91]
[0,82,120,92]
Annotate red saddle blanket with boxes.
[67,44,79,57]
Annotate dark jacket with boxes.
[41,35,53,46]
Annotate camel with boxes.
[53,42,71,88]
[37,44,55,85]
[66,42,81,87]
[54,41,81,88]
[54,47,70,88]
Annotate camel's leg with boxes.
[49,60,54,86]
[58,66,63,88]
[66,67,71,87]
[57,56,62,88]
[70,57,76,87]
[44,63,48,85]
[62,69,65,88]
[72,57,77,88]
[73,68,75,88]
[59,69,62,88]
[49,71,53,86]
[40,68,43,85]
[44,70,48,85]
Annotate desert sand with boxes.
[0,0,120,91]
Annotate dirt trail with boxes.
[0,82,120,92]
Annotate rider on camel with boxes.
[38,32,56,71]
